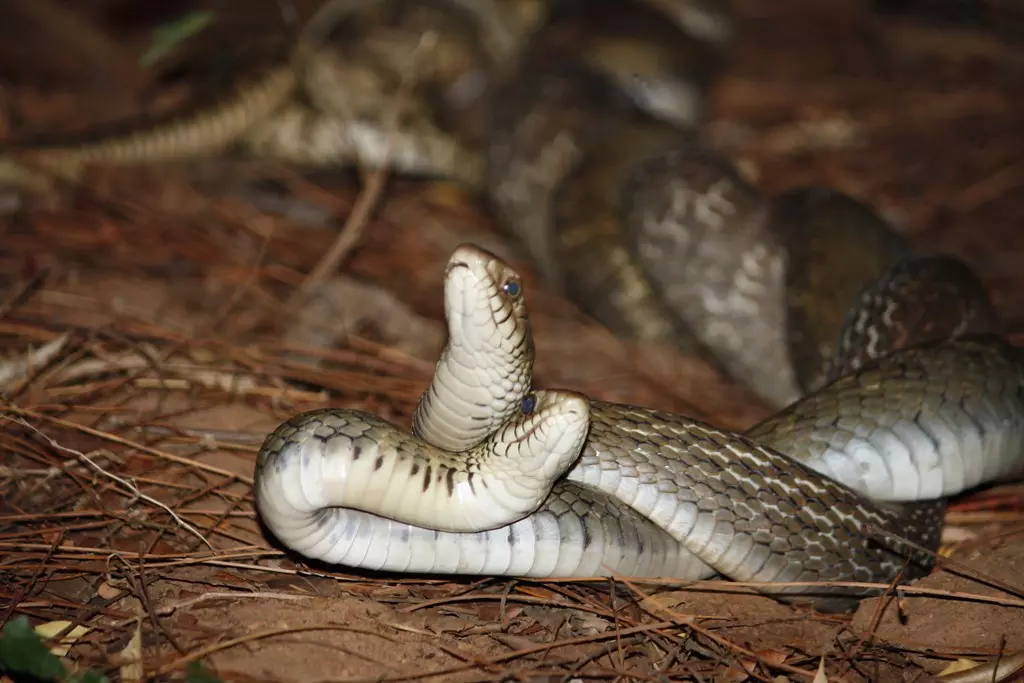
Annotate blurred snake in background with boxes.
[2,0,1023,617]
[0,0,1005,408]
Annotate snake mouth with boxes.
[444,260,491,327]
[445,259,471,277]
[444,260,486,303]
[445,246,495,299]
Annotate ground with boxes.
[1,1,1023,682]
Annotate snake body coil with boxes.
[256,245,718,582]
[255,245,1024,611]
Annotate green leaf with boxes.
[65,671,110,683]
[185,661,224,683]
[0,615,68,680]
[141,11,217,68]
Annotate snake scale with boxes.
[3,0,1023,612]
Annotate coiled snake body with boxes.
[256,246,721,582]
[256,245,1024,612]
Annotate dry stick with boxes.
[143,472,249,554]
[1,505,254,550]
[427,640,515,680]
[0,544,271,561]
[402,592,627,621]
[0,520,110,540]
[606,577,628,674]
[8,416,213,550]
[205,212,276,337]
[401,581,1024,611]
[153,620,678,681]
[7,523,1024,613]
[0,510,251,525]
[837,558,914,678]
[4,406,254,485]
[120,555,187,655]
[618,576,827,683]
[406,586,764,681]
[0,529,64,628]
[286,150,392,310]
[692,580,1024,609]
[0,268,50,321]
[57,252,283,457]
[368,621,684,683]
[287,27,442,309]
[148,591,315,619]
[948,511,1024,523]
[152,624,402,677]
[950,160,1024,213]
[4,425,128,536]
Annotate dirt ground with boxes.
[1,1,1023,681]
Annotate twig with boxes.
[619,576,829,683]
[867,523,1024,601]
[4,406,255,485]
[153,624,402,677]
[404,581,1024,610]
[0,528,63,627]
[124,555,186,655]
[287,29,441,307]
[286,154,390,309]
[7,416,213,550]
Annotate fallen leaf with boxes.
[96,580,122,601]
[33,621,90,658]
[118,620,143,683]
[938,658,983,676]
[813,657,828,683]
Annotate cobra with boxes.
[254,244,1024,612]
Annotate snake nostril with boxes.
[503,279,521,297]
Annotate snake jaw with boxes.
[529,390,591,474]
[490,389,590,474]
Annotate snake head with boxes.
[443,241,535,402]
[445,244,531,346]
[492,389,591,485]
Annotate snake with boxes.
[3,0,1023,612]
[255,244,718,582]
[255,243,1024,613]
[0,0,785,397]
[0,0,730,195]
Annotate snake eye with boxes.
[503,279,521,298]
[520,394,536,415]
